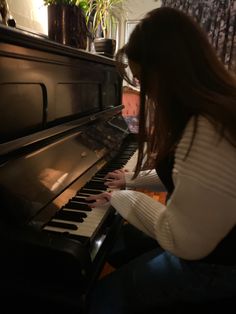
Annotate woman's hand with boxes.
[85,192,111,207]
[104,169,127,189]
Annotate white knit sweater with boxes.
[110,116,236,260]
[125,169,166,192]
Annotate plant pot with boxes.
[94,38,116,58]
[48,4,88,49]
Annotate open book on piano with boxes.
[0,25,138,312]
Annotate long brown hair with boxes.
[116,7,236,178]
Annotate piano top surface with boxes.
[0,24,116,65]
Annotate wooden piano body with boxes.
[0,25,137,312]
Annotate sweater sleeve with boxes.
[125,169,166,192]
[110,117,236,260]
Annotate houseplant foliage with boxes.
[89,0,123,39]
[87,0,124,57]
[44,0,123,38]
[43,0,124,56]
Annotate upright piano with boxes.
[0,25,137,312]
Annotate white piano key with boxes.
[44,204,110,237]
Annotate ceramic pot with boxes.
[48,4,88,49]
[94,38,116,58]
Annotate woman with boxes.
[86,7,236,314]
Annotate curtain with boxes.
[162,0,236,72]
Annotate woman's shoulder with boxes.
[173,116,236,198]
[179,115,219,145]
[176,115,234,158]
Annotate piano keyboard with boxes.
[123,148,138,171]
[43,143,138,241]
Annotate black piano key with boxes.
[54,210,84,222]
[94,173,107,177]
[65,201,92,211]
[92,176,106,181]
[83,182,106,190]
[80,188,104,195]
[47,221,78,230]
[64,208,87,218]
[92,177,106,180]
[72,196,94,204]
[76,192,91,197]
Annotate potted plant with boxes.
[87,0,124,57]
[43,0,91,49]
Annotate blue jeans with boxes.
[87,248,236,314]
